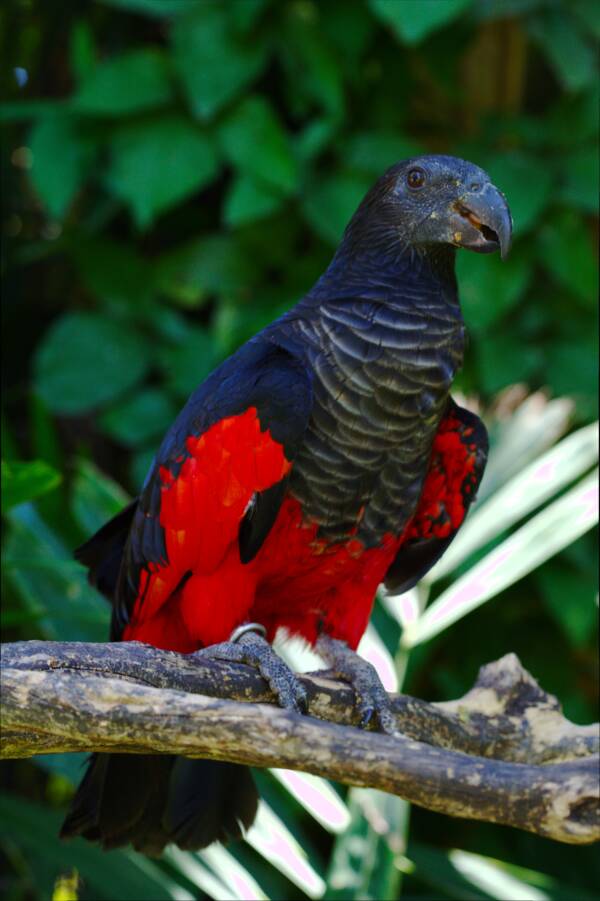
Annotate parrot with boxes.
[61,154,512,855]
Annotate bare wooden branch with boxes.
[1,640,598,845]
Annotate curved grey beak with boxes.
[452,182,513,260]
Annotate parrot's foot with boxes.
[315,634,397,734]
[196,626,308,714]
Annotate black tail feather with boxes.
[61,753,258,856]
[75,501,138,601]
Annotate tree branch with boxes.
[1,640,598,845]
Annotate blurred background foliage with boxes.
[1,0,598,899]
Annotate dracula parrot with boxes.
[61,155,512,854]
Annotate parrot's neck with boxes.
[306,240,460,316]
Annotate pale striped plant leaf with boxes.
[245,801,326,898]
[426,421,599,581]
[403,470,599,648]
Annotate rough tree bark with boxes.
[1,640,598,845]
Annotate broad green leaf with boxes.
[404,471,599,647]
[28,115,94,217]
[70,457,130,537]
[224,173,285,227]
[4,504,109,641]
[368,0,472,44]
[457,246,531,332]
[475,331,543,395]
[157,234,256,306]
[219,97,298,195]
[558,146,598,212]
[70,21,96,87]
[280,12,344,117]
[483,153,552,235]
[34,312,150,414]
[0,794,190,901]
[73,238,154,307]
[536,211,598,306]
[344,131,422,175]
[544,337,599,410]
[171,2,266,119]
[427,422,599,581]
[74,48,172,115]
[100,388,177,448]
[537,562,597,647]
[245,802,326,899]
[302,171,372,245]
[158,327,217,399]
[100,0,197,15]
[1,460,61,513]
[108,115,219,228]
[529,10,596,92]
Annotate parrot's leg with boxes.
[196,624,308,714]
[315,634,397,734]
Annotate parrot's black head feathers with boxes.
[342,154,512,262]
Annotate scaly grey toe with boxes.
[315,634,397,734]
[196,632,307,714]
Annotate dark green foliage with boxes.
[1,0,597,898]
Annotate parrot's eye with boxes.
[406,168,426,189]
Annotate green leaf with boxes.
[28,115,94,217]
[536,211,598,306]
[70,457,130,537]
[171,2,266,119]
[70,20,96,86]
[157,234,256,306]
[302,171,372,245]
[558,146,598,212]
[157,327,217,399]
[537,562,598,647]
[100,388,177,448]
[529,10,596,92]
[34,312,150,415]
[4,504,109,641]
[224,173,285,227]
[1,460,61,513]
[457,246,531,332]
[483,153,552,235]
[73,238,155,307]
[344,131,422,175]
[99,0,196,15]
[404,471,599,647]
[74,48,172,115]
[475,331,543,395]
[0,794,190,901]
[368,0,472,44]
[280,12,344,117]
[219,97,299,195]
[108,114,219,228]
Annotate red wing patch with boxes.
[385,402,488,594]
[125,407,291,635]
[406,413,480,541]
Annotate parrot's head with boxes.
[346,154,512,261]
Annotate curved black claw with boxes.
[315,634,398,735]
[196,631,308,714]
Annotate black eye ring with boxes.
[407,167,426,189]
